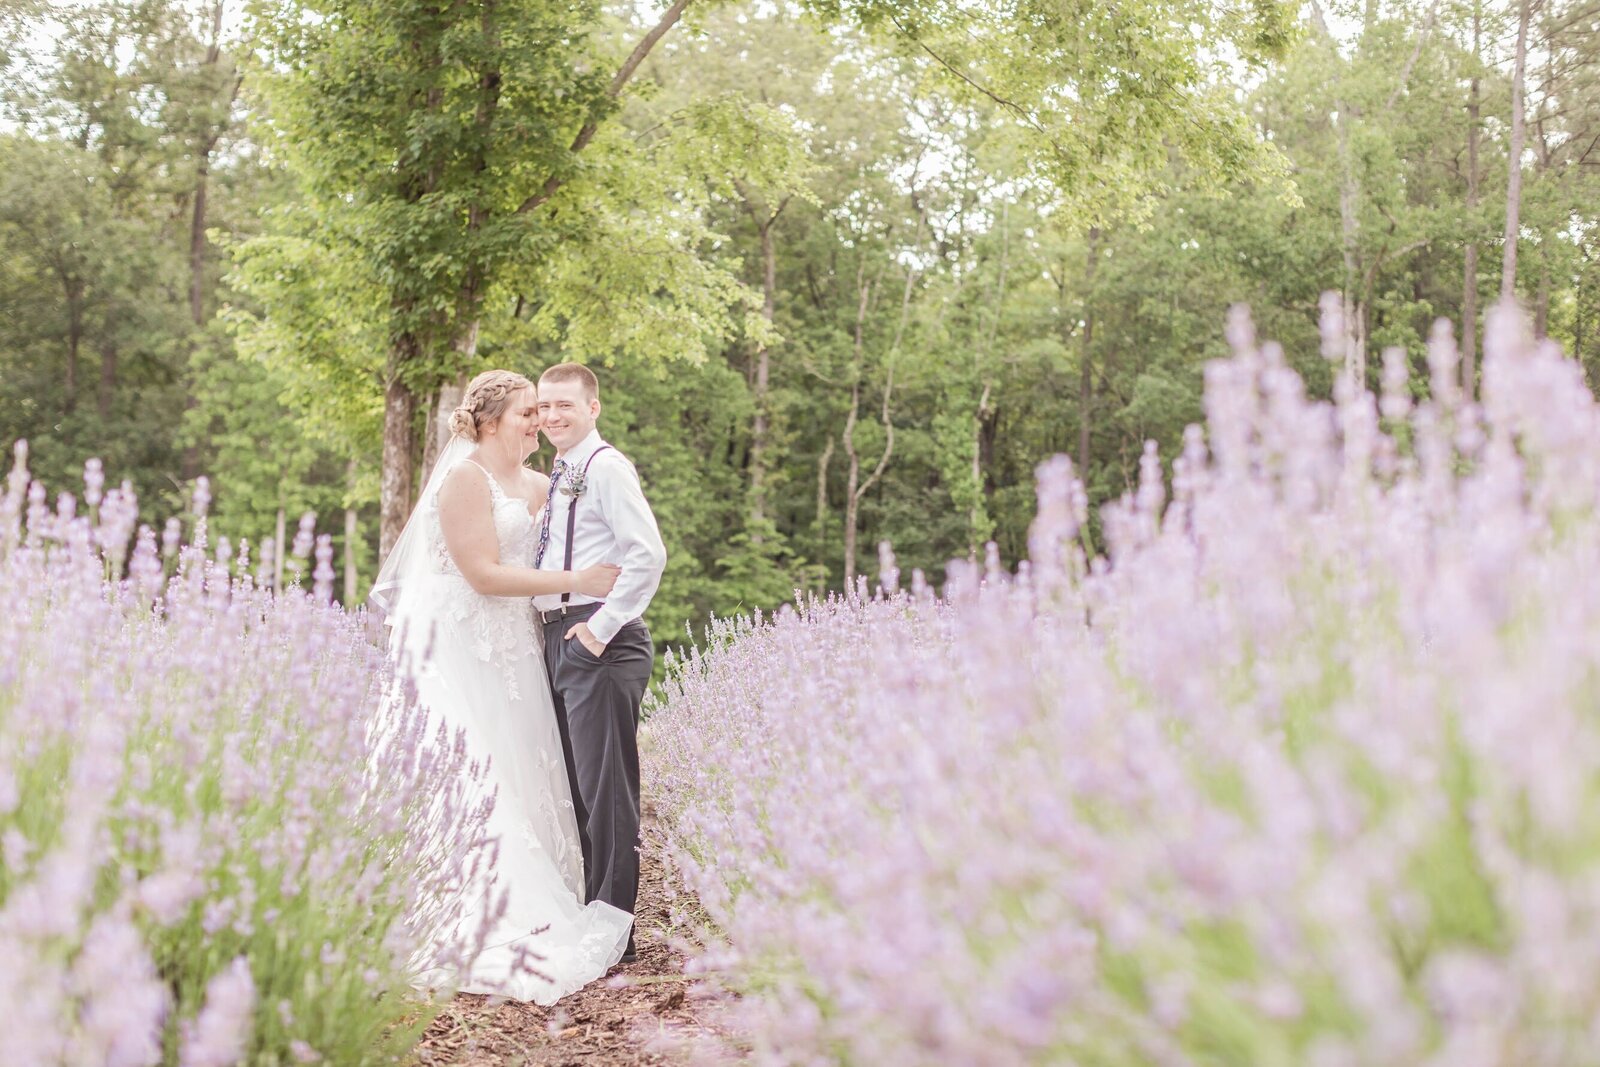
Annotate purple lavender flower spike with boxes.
[1,452,489,1064]
[179,957,254,1067]
[83,459,104,509]
[292,512,315,560]
[313,533,336,603]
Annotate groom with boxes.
[533,362,666,963]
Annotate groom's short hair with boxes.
[539,362,599,402]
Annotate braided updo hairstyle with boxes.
[449,369,536,442]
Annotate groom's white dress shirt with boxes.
[534,429,667,644]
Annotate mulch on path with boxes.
[412,815,737,1066]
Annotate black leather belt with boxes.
[538,601,601,627]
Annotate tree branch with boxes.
[856,262,914,505]
[855,359,895,503]
[516,0,691,215]
[886,12,1064,159]
[1385,0,1441,111]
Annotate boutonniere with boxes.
[559,470,589,498]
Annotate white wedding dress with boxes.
[379,451,632,1004]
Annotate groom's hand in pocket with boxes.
[566,621,607,658]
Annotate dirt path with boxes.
[412,816,734,1066]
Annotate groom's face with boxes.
[537,378,600,453]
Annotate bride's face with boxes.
[489,387,541,463]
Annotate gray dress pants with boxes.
[543,605,652,922]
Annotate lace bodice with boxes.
[428,461,537,571]
[424,461,540,697]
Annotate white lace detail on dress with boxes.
[426,463,539,701]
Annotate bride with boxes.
[370,369,634,1003]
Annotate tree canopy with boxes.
[1,0,1589,652]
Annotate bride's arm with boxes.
[437,465,618,598]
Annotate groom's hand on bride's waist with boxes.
[565,621,607,657]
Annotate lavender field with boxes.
[1,0,1586,1059]
[0,457,494,1063]
[645,306,1600,1065]
[5,303,1599,1066]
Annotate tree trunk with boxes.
[1536,253,1550,337]
[815,433,833,562]
[429,309,484,470]
[344,506,358,605]
[749,215,778,544]
[64,279,82,415]
[970,383,993,558]
[1307,0,1368,386]
[1532,33,1556,337]
[969,204,1007,556]
[841,260,872,587]
[97,341,116,420]
[274,507,287,593]
[379,352,419,562]
[182,0,234,481]
[1077,228,1099,479]
[1463,239,1479,390]
[1577,292,1586,368]
[1502,0,1531,302]
[181,196,207,479]
[1336,104,1367,386]
[344,459,359,606]
[424,374,466,483]
[977,398,998,492]
[840,253,900,588]
[844,263,870,588]
[1462,1,1481,397]
[1347,300,1368,387]
[1578,248,1591,372]
[190,159,210,323]
[843,381,862,588]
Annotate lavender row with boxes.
[0,448,489,1065]
[645,304,1600,1065]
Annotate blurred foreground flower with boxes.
[647,303,1600,1066]
[0,450,489,1065]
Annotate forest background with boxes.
[0,0,1582,652]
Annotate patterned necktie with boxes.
[534,459,568,568]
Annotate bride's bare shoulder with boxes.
[436,462,494,532]
[439,460,491,502]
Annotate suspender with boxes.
[559,445,613,606]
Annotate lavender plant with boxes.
[646,304,1600,1065]
[0,446,489,1065]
